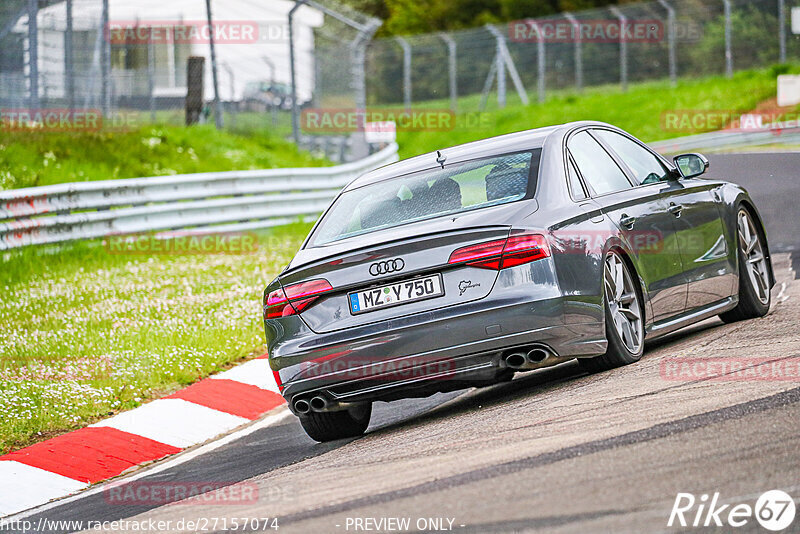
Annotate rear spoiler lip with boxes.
[281,224,513,278]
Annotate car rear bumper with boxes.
[271,288,606,409]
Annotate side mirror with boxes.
[673,153,709,179]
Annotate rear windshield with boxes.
[308,149,540,247]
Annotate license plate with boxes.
[348,274,444,315]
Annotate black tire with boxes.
[298,403,372,442]
[579,251,645,374]
[719,208,771,323]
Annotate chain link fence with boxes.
[366,0,797,110]
[0,0,797,162]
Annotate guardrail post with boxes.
[563,12,582,93]
[395,37,412,111]
[723,0,733,78]
[609,6,628,92]
[656,0,677,87]
[438,32,457,112]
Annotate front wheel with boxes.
[719,208,771,323]
[579,250,645,373]
[298,403,372,442]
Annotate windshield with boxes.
[308,149,540,247]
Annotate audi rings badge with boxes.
[369,258,405,276]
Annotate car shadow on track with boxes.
[364,317,729,439]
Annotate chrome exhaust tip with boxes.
[309,396,328,412]
[527,348,549,364]
[504,352,528,369]
[293,398,311,415]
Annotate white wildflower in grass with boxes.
[0,223,309,453]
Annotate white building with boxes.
[17,0,323,104]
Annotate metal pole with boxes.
[438,33,457,112]
[527,20,546,103]
[564,12,582,92]
[262,56,275,84]
[289,1,305,144]
[27,0,39,110]
[222,62,235,128]
[206,0,223,128]
[723,0,733,78]
[65,0,74,111]
[395,37,411,111]
[148,36,156,122]
[778,0,786,63]
[101,0,110,115]
[610,6,628,91]
[656,0,677,86]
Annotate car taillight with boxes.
[265,279,333,319]
[448,231,550,270]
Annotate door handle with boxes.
[668,203,683,217]
[619,214,635,230]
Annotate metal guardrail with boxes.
[0,143,399,250]
[650,126,800,154]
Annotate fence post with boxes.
[486,25,529,107]
[488,26,507,108]
[101,0,110,116]
[779,0,786,63]
[205,0,223,129]
[656,0,677,86]
[65,0,74,111]
[27,0,39,110]
[289,1,305,144]
[563,12,582,92]
[222,62,236,128]
[148,37,156,122]
[395,36,412,111]
[609,6,628,91]
[526,20,546,103]
[438,32,457,112]
[723,0,733,77]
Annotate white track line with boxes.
[211,359,280,393]
[0,462,88,517]
[2,408,291,523]
[91,399,250,449]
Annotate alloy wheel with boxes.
[737,209,770,305]
[604,252,643,354]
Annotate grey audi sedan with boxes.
[263,121,773,442]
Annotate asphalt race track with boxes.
[4,152,799,534]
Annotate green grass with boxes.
[0,223,312,453]
[0,123,327,191]
[396,65,800,159]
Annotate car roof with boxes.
[343,120,608,191]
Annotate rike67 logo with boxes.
[668,490,796,531]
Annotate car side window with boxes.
[593,129,670,185]
[567,157,588,200]
[567,131,631,196]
